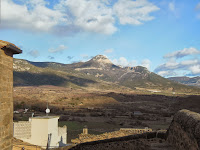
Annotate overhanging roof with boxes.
[6,44,22,54]
[0,40,22,54]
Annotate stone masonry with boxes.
[0,40,22,150]
[71,127,152,144]
[167,109,200,150]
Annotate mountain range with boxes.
[168,76,200,87]
[13,55,200,94]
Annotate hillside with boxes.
[168,76,200,87]
[13,55,200,94]
[13,59,131,92]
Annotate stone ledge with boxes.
[68,131,167,150]
[0,40,22,54]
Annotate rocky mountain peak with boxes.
[91,55,112,64]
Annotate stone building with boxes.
[0,40,22,150]
[13,116,67,149]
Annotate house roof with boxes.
[0,40,22,54]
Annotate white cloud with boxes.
[155,61,179,74]
[164,47,200,59]
[48,45,67,53]
[195,2,200,19]
[112,57,152,69]
[28,50,39,58]
[112,57,137,67]
[113,0,159,25]
[165,59,179,68]
[155,47,200,76]
[189,65,200,75]
[168,1,180,18]
[154,59,179,74]
[141,59,151,69]
[196,2,200,10]
[80,54,93,61]
[169,2,175,12]
[81,54,89,59]
[55,0,117,35]
[180,59,199,66]
[157,70,176,77]
[104,49,114,54]
[1,0,67,32]
[1,0,160,35]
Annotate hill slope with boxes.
[13,59,131,92]
[13,55,200,94]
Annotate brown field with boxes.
[13,85,200,143]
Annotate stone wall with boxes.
[0,41,22,150]
[167,109,200,150]
[71,128,152,144]
[66,131,167,150]
[13,121,31,139]
[0,47,14,150]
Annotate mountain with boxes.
[168,76,200,87]
[13,58,131,92]
[13,55,200,94]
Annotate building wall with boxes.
[29,117,60,148]
[58,126,67,146]
[47,117,59,148]
[13,117,67,149]
[30,118,49,147]
[0,48,14,150]
[13,121,31,139]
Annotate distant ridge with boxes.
[168,76,200,87]
[13,55,200,93]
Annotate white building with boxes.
[14,116,67,149]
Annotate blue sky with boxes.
[1,0,200,77]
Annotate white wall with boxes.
[13,116,67,149]
[47,117,59,148]
[58,126,67,146]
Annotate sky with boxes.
[0,0,200,77]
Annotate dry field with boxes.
[13,85,200,143]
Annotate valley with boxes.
[12,55,200,143]
[13,85,200,143]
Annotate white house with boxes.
[14,116,67,149]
